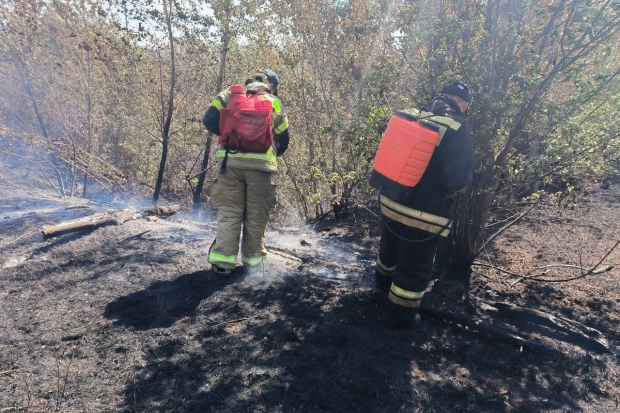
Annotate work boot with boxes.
[382,300,421,328]
[209,264,234,278]
[374,270,393,292]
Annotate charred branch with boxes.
[40,204,181,238]
[41,210,136,238]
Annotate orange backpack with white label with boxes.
[369,110,440,199]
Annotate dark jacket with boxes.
[395,95,476,219]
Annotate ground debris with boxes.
[3,172,620,412]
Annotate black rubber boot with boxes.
[382,300,421,328]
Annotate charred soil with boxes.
[1,165,620,413]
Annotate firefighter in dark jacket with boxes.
[375,81,476,327]
[202,70,290,276]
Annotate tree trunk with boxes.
[83,47,92,198]
[191,0,231,215]
[446,180,495,270]
[192,133,213,215]
[153,0,176,205]
[19,59,66,197]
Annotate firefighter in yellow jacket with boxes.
[202,70,289,276]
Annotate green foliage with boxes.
[0,0,618,229]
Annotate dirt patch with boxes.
[1,164,620,412]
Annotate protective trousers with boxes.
[376,217,440,325]
[208,166,277,270]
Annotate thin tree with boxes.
[152,0,176,205]
[192,0,232,215]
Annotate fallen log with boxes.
[192,221,217,231]
[484,301,620,357]
[41,210,135,238]
[421,301,620,357]
[140,204,182,217]
[419,307,553,354]
[41,204,181,238]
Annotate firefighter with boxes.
[202,70,290,276]
[375,81,476,327]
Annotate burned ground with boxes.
[1,165,620,412]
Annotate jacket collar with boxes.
[245,81,271,94]
[429,95,464,117]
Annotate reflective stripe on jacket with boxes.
[380,195,451,237]
[401,108,462,146]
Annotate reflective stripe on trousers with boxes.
[378,217,439,310]
[208,167,277,269]
[388,284,424,308]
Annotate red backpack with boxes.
[218,85,274,153]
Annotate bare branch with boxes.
[474,204,536,259]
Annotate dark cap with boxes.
[441,81,472,103]
[261,70,280,87]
